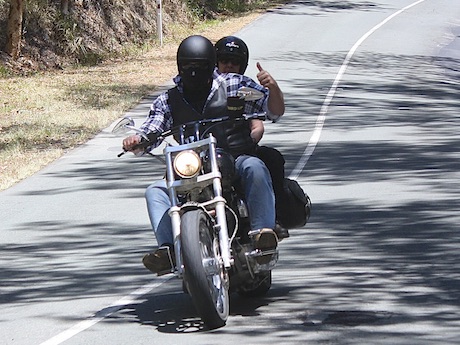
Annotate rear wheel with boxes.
[238,270,272,298]
[181,209,229,329]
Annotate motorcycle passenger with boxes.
[215,36,290,240]
[122,35,278,275]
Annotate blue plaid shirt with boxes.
[140,68,268,149]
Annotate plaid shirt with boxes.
[140,68,268,149]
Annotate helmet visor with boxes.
[180,60,210,71]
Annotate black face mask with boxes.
[180,61,212,92]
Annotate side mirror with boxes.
[237,87,264,101]
[111,117,148,140]
[112,117,135,134]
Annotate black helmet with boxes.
[215,36,249,74]
[177,35,216,90]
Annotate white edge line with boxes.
[289,0,427,180]
[39,276,172,345]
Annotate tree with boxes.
[5,0,24,59]
[61,0,70,15]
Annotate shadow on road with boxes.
[269,0,383,16]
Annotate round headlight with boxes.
[173,150,201,178]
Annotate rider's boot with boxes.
[274,223,290,241]
[142,244,175,276]
[250,228,278,264]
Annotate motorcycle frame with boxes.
[164,134,232,277]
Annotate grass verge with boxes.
[0,9,270,191]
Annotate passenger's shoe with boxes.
[251,228,278,265]
[274,223,290,241]
[142,245,174,276]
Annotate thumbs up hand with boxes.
[257,62,264,72]
[256,62,277,90]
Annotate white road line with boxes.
[289,0,427,180]
[39,277,172,345]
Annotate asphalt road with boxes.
[1,1,460,344]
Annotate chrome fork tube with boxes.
[165,149,183,275]
[169,205,183,275]
[208,137,232,269]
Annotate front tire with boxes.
[181,209,229,329]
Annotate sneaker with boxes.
[142,245,174,276]
[251,228,278,265]
[274,223,290,241]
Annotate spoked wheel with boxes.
[181,209,229,329]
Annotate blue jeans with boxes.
[145,154,276,246]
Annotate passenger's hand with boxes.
[122,134,142,153]
[256,62,278,90]
[256,62,285,118]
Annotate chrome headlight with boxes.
[173,150,201,178]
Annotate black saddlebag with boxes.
[277,178,311,229]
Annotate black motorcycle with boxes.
[113,87,305,329]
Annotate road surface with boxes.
[1,1,459,344]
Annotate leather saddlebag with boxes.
[277,178,311,229]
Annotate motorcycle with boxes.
[112,87,280,329]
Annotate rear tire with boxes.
[238,270,272,298]
[181,209,229,329]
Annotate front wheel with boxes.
[181,209,229,329]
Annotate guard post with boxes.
[156,0,163,46]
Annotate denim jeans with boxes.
[145,154,276,246]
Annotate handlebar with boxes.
[160,112,266,137]
[117,112,266,157]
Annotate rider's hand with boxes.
[122,134,143,154]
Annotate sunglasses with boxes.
[218,57,241,66]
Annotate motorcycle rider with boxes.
[122,35,279,275]
[215,36,290,239]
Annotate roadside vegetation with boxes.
[0,0,286,190]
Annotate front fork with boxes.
[209,140,232,270]
[169,205,182,275]
[169,195,232,277]
[166,135,233,276]
[214,196,232,269]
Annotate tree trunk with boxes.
[5,0,24,59]
[61,0,70,15]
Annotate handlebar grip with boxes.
[117,132,159,158]
[136,132,159,149]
